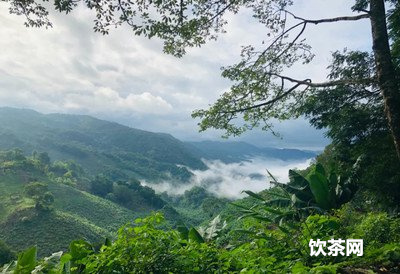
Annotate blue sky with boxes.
[0,0,372,150]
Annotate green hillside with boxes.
[0,149,174,257]
[0,107,206,182]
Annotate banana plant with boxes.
[177,215,227,243]
[235,162,357,231]
[0,246,71,274]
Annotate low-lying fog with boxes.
[144,157,313,199]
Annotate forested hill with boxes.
[0,107,205,182]
[186,141,317,163]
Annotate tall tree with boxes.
[369,0,400,158]
[4,0,400,157]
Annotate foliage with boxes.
[162,186,230,226]
[352,212,400,247]
[108,180,165,211]
[295,48,400,202]
[197,215,227,242]
[89,175,112,197]
[234,163,356,234]
[1,207,400,273]
[315,137,400,203]
[201,197,228,218]
[79,213,228,273]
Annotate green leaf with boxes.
[242,190,265,201]
[69,240,93,261]
[252,215,273,222]
[263,198,291,207]
[230,202,250,210]
[277,225,290,234]
[288,169,309,188]
[307,172,332,210]
[188,228,204,243]
[60,253,72,264]
[15,246,37,274]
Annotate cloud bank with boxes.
[144,157,313,199]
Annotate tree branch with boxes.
[268,73,376,88]
[222,82,304,114]
[284,10,370,24]
[221,73,376,115]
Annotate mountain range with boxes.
[0,107,316,182]
[0,107,317,257]
[186,140,317,163]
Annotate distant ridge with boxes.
[185,141,317,163]
[0,107,206,182]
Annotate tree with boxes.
[24,182,54,211]
[89,175,113,197]
[4,0,400,158]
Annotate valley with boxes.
[0,107,315,257]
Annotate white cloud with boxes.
[63,88,173,114]
[144,157,313,199]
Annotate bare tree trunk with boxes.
[370,0,400,159]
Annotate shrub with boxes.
[354,212,393,246]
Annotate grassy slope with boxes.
[0,169,144,257]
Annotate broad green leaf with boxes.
[307,172,332,210]
[231,202,250,210]
[15,246,37,274]
[60,253,72,264]
[69,240,93,261]
[288,169,309,188]
[242,190,265,201]
[188,228,204,243]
